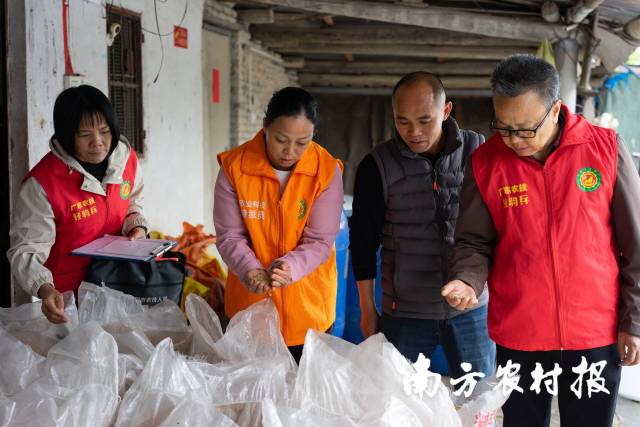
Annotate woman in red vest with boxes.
[8,85,148,324]
[214,87,344,362]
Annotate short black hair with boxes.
[53,85,120,156]
[491,54,560,108]
[392,71,446,105]
[264,87,319,128]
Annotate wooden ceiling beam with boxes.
[298,73,491,89]
[245,0,568,41]
[250,24,538,48]
[236,8,275,24]
[274,44,534,61]
[301,59,497,75]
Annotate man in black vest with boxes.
[349,72,494,379]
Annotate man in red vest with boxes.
[443,54,640,427]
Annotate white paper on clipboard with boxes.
[71,235,177,262]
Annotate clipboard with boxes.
[71,234,177,262]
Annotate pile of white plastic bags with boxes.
[0,282,508,427]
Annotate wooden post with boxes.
[553,38,580,112]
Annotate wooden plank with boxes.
[298,72,491,89]
[307,86,492,97]
[250,24,538,47]
[282,56,306,69]
[246,0,568,41]
[302,59,497,75]
[274,44,534,60]
[568,0,605,24]
[237,8,275,24]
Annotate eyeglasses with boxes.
[490,101,557,139]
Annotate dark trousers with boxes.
[497,344,621,427]
[379,304,495,378]
[288,324,333,364]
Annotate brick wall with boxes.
[204,1,298,147]
[234,39,299,145]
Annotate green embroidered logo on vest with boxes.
[576,167,601,192]
[297,199,307,220]
[120,180,132,200]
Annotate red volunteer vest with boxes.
[472,105,620,351]
[25,150,138,294]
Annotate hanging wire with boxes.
[142,0,188,37]
[152,0,164,83]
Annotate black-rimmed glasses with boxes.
[490,102,556,139]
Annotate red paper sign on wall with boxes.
[174,26,188,49]
[212,68,220,104]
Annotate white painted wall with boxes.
[25,0,65,166]
[202,28,231,235]
[23,0,206,236]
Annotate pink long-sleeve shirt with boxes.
[213,165,344,284]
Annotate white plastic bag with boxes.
[39,322,120,397]
[292,330,462,426]
[0,323,119,427]
[156,391,237,427]
[78,281,144,324]
[115,338,210,427]
[0,326,44,396]
[6,382,118,427]
[456,376,512,427]
[117,353,146,397]
[0,291,78,355]
[187,295,294,366]
[185,293,224,362]
[192,357,293,404]
[79,282,192,354]
[261,398,359,427]
[127,299,192,353]
[0,393,16,427]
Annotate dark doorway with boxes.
[1,0,11,307]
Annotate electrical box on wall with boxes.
[64,74,86,89]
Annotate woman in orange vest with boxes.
[214,87,344,362]
[8,85,148,324]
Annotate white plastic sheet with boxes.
[0,326,44,396]
[186,294,294,366]
[292,330,462,427]
[456,376,512,427]
[0,285,478,426]
[79,282,192,354]
[115,338,236,427]
[1,323,120,427]
[0,291,78,355]
[4,383,118,427]
[39,322,119,397]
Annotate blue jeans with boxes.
[379,304,495,379]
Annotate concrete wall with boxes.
[23,0,205,236]
[202,27,232,234]
[25,0,65,166]
[20,0,297,236]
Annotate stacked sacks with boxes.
[0,282,506,426]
